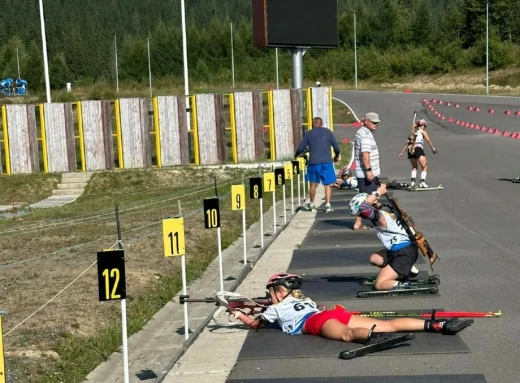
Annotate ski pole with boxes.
[352,310,502,318]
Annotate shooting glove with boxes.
[432,148,439,154]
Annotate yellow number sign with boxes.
[263,172,275,192]
[284,163,293,180]
[231,185,245,211]
[163,217,186,257]
[297,157,305,171]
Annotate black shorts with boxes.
[408,147,425,159]
[383,244,419,279]
[357,178,377,194]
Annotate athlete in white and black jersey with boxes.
[349,184,420,291]
[229,273,473,344]
[398,119,438,188]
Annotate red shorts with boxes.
[303,305,353,336]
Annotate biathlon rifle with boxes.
[180,291,271,327]
[408,111,417,155]
[375,177,440,270]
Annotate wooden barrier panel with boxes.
[290,89,303,148]
[234,92,256,162]
[311,86,332,129]
[156,96,188,166]
[44,103,76,172]
[252,91,265,160]
[6,104,39,174]
[119,98,152,169]
[272,89,294,160]
[196,94,219,165]
[81,100,114,170]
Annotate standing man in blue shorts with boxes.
[295,117,341,212]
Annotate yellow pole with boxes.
[229,93,238,163]
[114,99,124,169]
[77,102,86,171]
[306,88,312,131]
[0,312,4,383]
[39,104,49,173]
[191,95,200,166]
[153,97,162,167]
[268,90,275,161]
[1,106,11,175]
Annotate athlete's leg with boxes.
[348,315,425,333]
[320,319,369,343]
[409,158,418,186]
[369,249,387,268]
[308,182,318,203]
[418,155,428,187]
[373,264,399,291]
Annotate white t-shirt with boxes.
[376,211,410,251]
[261,297,319,335]
[411,129,424,148]
[354,126,380,178]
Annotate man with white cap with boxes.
[353,112,381,230]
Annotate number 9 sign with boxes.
[231,185,245,211]
[162,217,186,257]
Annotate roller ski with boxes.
[340,325,415,360]
[362,274,441,287]
[499,177,520,183]
[408,183,443,191]
[357,283,439,298]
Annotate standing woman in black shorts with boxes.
[398,119,438,188]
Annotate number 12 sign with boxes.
[97,250,126,302]
[163,217,186,257]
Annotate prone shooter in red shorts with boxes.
[230,273,473,345]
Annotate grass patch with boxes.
[0,173,61,205]
[337,142,354,170]
[0,166,298,383]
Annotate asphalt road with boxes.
[228,90,520,382]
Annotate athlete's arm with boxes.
[358,185,387,227]
[422,130,435,150]
[230,310,265,329]
[398,141,409,157]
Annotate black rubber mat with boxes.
[236,326,468,360]
[288,246,425,271]
[313,218,376,231]
[302,230,380,247]
[300,272,435,300]
[315,208,354,220]
[227,375,486,383]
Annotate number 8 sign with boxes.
[163,217,186,257]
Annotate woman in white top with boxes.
[349,184,420,291]
[398,119,438,188]
[230,273,472,345]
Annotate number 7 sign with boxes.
[162,217,186,257]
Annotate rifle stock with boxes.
[375,178,439,269]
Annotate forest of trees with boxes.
[1,0,520,92]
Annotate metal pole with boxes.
[181,0,191,131]
[115,35,119,93]
[38,0,51,103]
[275,48,280,89]
[181,0,189,96]
[353,11,358,90]
[486,2,489,95]
[231,21,235,88]
[147,38,153,97]
[291,48,305,89]
[16,47,21,78]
